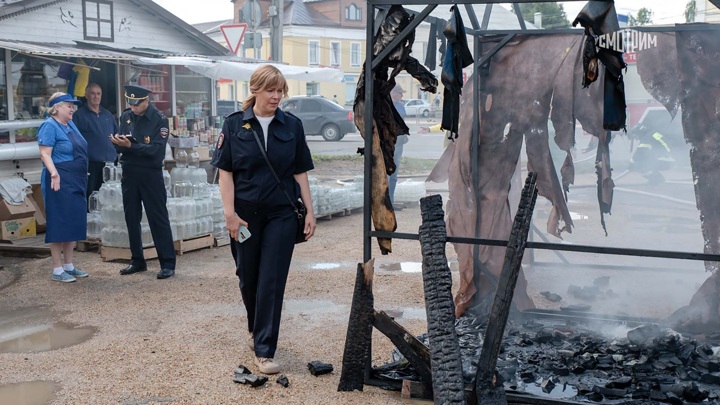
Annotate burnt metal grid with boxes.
[356,0,720,399]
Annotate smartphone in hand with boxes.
[237,225,251,243]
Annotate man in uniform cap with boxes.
[109,84,176,279]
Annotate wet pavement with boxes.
[0,307,96,354]
[0,381,59,405]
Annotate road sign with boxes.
[220,24,248,55]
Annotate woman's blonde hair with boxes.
[241,65,288,111]
[47,92,70,116]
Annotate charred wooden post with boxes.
[338,259,375,391]
[475,173,539,404]
[418,194,466,404]
[373,310,433,384]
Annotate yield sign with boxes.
[220,24,248,54]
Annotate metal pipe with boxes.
[370,230,720,262]
[0,142,41,161]
[0,120,44,131]
[363,2,375,264]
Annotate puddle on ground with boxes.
[0,307,97,353]
[383,308,427,320]
[380,262,422,273]
[284,299,348,315]
[380,262,459,273]
[0,381,59,405]
[311,262,342,270]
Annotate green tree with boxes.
[514,3,570,29]
[629,7,654,26]
[685,0,697,23]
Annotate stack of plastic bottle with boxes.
[97,162,153,248]
[166,150,219,241]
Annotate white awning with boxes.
[0,39,139,60]
[135,56,344,83]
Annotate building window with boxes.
[83,0,114,42]
[345,4,361,21]
[306,82,318,96]
[330,42,341,67]
[308,40,319,66]
[350,42,361,67]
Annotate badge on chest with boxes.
[144,136,150,144]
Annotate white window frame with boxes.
[83,0,114,42]
[330,41,341,67]
[308,40,320,66]
[350,42,361,67]
[345,3,361,21]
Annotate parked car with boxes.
[280,96,356,141]
[403,99,435,117]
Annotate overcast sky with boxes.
[152,0,690,26]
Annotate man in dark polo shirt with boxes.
[72,83,118,202]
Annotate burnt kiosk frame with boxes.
[356,0,720,394]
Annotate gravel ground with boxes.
[0,159,708,404]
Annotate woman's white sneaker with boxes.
[254,356,280,374]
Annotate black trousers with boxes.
[121,165,176,270]
[233,202,297,359]
[87,160,105,207]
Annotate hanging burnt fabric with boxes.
[441,6,474,139]
[572,1,627,132]
[353,5,438,254]
[424,20,438,71]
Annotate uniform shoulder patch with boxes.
[160,127,169,138]
[217,132,225,149]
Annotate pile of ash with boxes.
[373,307,720,404]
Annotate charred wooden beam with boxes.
[418,194,466,404]
[373,310,433,384]
[338,259,375,391]
[476,172,539,404]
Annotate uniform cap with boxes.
[124,84,151,106]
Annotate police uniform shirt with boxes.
[73,103,118,163]
[211,108,314,207]
[116,103,169,169]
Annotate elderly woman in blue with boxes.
[37,92,90,283]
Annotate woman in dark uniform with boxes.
[38,93,90,283]
[211,65,316,375]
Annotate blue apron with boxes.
[43,122,89,243]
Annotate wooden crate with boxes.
[173,233,214,255]
[76,238,101,252]
[100,245,157,262]
[100,234,214,261]
[214,235,231,247]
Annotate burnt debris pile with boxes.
[498,320,720,403]
[374,312,720,403]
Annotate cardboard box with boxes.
[27,194,46,233]
[0,197,36,221]
[31,184,46,217]
[195,146,210,160]
[168,136,198,149]
[0,217,37,241]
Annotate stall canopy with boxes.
[0,39,344,82]
[135,56,344,83]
